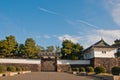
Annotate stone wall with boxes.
[90,58,120,72]
[57,64,90,72]
[0,63,41,72]
[57,64,70,72]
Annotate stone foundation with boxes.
[90,58,120,72]
[0,63,41,72]
[57,64,89,72]
[57,64,70,72]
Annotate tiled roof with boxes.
[84,39,115,52]
[38,52,59,57]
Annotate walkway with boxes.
[0,72,101,80]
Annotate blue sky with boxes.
[0,0,120,48]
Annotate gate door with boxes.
[41,57,57,72]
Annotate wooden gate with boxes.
[41,57,57,72]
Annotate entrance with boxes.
[41,57,57,72]
[39,52,59,72]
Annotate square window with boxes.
[102,51,106,54]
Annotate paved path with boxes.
[0,72,101,80]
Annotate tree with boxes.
[112,39,120,47]
[46,46,54,52]
[55,46,61,53]
[37,45,45,52]
[6,35,18,57]
[112,39,120,57]
[61,40,83,60]
[0,35,17,57]
[0,40,8,57]
[24,38,38,58]
[17,44,25,57]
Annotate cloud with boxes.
[112,6,120,26]
[104,0,120,26]
[82,29,120,48]
[44,35,51,39]
[58,34,81,43]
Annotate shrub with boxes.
[22,67,30,71]
[16,67,22,71]
[7,66,16,72]
[79,67,85,72]
[94,66,106,74]
[0,65,6,73]
[86,66,94,73]
[111,66,120,75]
[72,68,79,71]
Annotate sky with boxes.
[0,0,120,48]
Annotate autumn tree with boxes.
[24,38,38,58]
[61,40,83,60]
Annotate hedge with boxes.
[16,67,22,71]
[7,66,16,72]
[0,65,6,73]
[111,66,120,75]
[79,67,85,72]
[94,66,106,74]
[72,68,79,71]
[86,66,94,72]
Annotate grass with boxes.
[96,73,112,76]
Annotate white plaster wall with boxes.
[0,59,90,65]
[0,59,41,64]
[94,50,116,58]
[57,60,90,65]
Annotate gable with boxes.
[93,39,110,47]
[84,39,114,52]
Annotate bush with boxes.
[0,65,6,73]
[16,67,22,71]
[7,66,16,72]
[111,66,120,75]
[79,67,85,72]
[86,66,94,73]
[72,68,79,71]
[21,67,30,71]
[94,66,106,74]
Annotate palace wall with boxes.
[0,58,90,72]
[90,58,120,72]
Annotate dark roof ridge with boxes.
[92,39,110,47]
[84,39,112,52]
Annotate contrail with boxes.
[77,20,99,29]
[38,7,66,17]
[38,7,100,29]
[38,7,59,15]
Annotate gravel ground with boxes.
[0,72,101,80]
